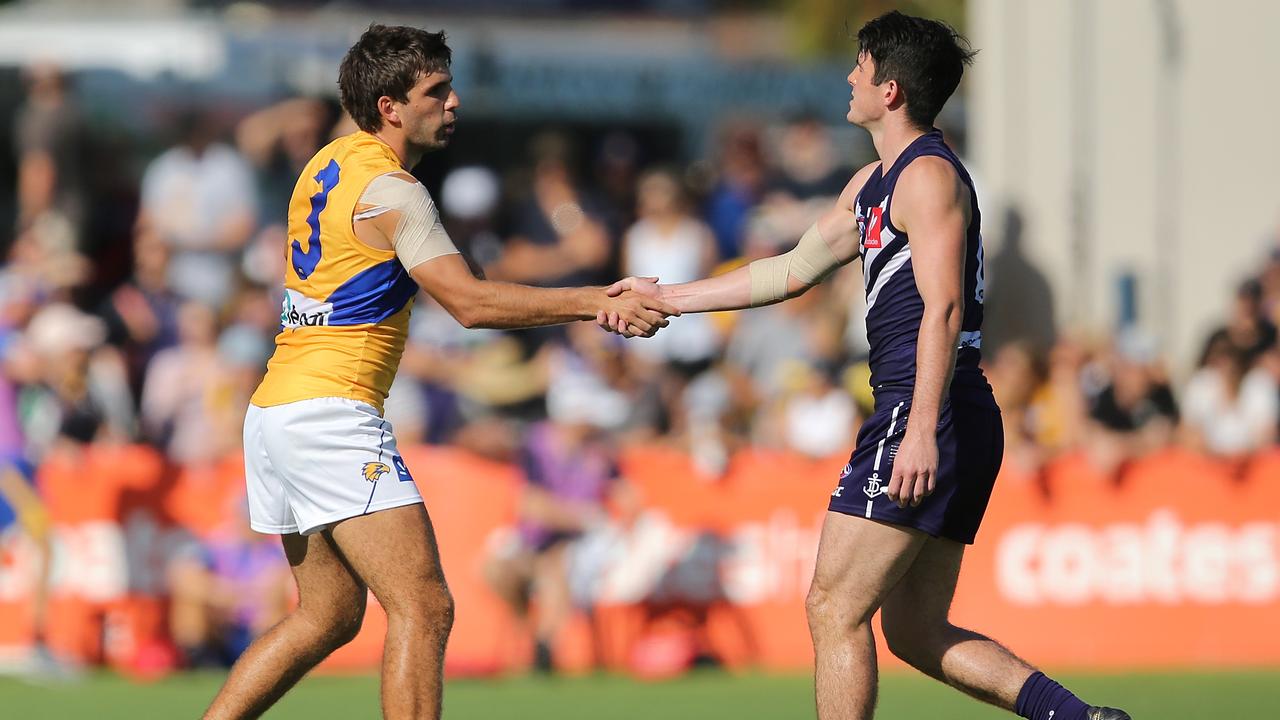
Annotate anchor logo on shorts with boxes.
[863,472,887,499]
[362,462,391,483]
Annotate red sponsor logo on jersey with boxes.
[863,206,885,249]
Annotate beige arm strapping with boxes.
[747,222,842,306]
[360,173,460,270]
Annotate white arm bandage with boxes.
[358,173,460,270]
[747,222,842,306]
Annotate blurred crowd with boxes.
[989,273,1280,480]
[2,66,1278,672]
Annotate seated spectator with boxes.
[167,509,292,668]
[1201,279,1277,367]
[1087,331,1179,455]
[752,360,857,459]
[987,342,1049,471]
[1181,338,1278,458]
[139,301,229,464]
[17,304,135,457]
[483,391,636,673]
[1033,336,1091,454]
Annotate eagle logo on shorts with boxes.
[362,462,391,483]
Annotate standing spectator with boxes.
[235,97,332,228]
[492,132,612,288]
[621,169,720,367]
[99,224,183,398]
[13,64,89,244]
[438,165,503,263]
[138,110,257,309]
[769,116,849,201]
[705,123,769,260]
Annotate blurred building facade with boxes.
[970,0,1280,373]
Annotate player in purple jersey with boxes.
[601,11,1129,720]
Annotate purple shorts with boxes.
[828,397,1003,544]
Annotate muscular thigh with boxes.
[282,531,366,618]
[325,503,448,613]
[880,536,964,633]
[809,511,928,624]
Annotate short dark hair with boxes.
[338,24,452,133]
[857,11,977,130]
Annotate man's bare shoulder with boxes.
[896,156,964,197]
[895,157,968,211]
[892,156,970,233]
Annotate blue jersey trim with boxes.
[325,258,419,325]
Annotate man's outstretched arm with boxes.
[413,253,673,335]
[354,173,677,336]
[599,162,878,330]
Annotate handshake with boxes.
[593,276,677,339]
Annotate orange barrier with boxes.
[2,443,1277,672]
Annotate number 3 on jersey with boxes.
[291,159,341,280]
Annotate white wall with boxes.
[969,0,1280,372]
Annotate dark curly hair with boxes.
[857,11,977,129]
[338,24,452,133]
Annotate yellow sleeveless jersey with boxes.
[251,132,418,413]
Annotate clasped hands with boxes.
[594,276,674,338]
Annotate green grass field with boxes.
[1,669,1272,718]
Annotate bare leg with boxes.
[328,503,454,720]
[168,557,216,662]
[806,512,927,720]
[531,543,572,652]
[880,537,1035,711]
[203,532,367,720]
[483,547,533,625]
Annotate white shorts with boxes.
[244,397,423,535]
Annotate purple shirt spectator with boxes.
[517,422,618,551]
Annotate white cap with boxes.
[26,303,106,356]
[547,374,629,430]
[440,166,500,221]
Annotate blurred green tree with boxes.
[781,0,968,58]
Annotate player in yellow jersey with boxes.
[202,25,676,720]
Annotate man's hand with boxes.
[597,277,668,336]
[604,276,662,299]
[598,285,677,338]
[887,426,938,508]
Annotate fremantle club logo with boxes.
[863,472,886,499]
